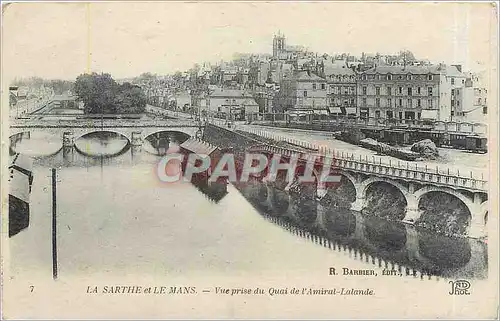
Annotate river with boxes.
[8,132,488,281]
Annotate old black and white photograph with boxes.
[1,2,498,319]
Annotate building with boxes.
[272,32,287,59]
[356,64,462,122]
[322,60,358,117]
[251,85,277,113]
[454,72,488,123]
[249,60,271,87]
[440,64,467,122]
[206,87,259,120]
[276,70,328,113]
[272,32,307,61]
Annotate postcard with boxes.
[2,2,498,319]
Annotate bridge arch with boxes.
[359,177,410,205]
[414,186,473,214]
[318,169,357,206]
[141,127,196,139]
[414,186,474,235]
[143,129,191,140]
[74,130,131,157]
[74,129,130,142]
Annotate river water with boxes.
[8,132,488,281]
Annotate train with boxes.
[360,127,488,154]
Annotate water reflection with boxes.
[74,131,130,157]
[235,181,488,280]
[190,175,228,203]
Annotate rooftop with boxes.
[292,70,326,82]
[362,64,465,77]
[210,88,253,98]
[324,60,356,76]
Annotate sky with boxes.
[2,2,497,81]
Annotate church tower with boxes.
[272,32,286,58]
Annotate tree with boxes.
[74,73,146,114]
[398,50,416,63]
[114,82,147,114]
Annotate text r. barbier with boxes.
[329,267,378,276]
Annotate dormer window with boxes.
[362,74,367,81]
[407,74,412,80]
[387,74,392,80]
[427,74,433,81]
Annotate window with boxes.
[462,79,465,84]
[350,98,355,105]
[407,74,412,80]
[362,86,367,95]
[427,74,433,81]
[457,100,460,106]
[375,110,381,118]
[451,89,455,96]
[304,90,308,97]
[388,98,392,107]
[362,98,367,106]
[398,87,403,94]
[387,74,392,80]
[376,98,380,107]
[451,78,455,85]
[408,99,412,108]
[398,98,403,107]
[483,106,488,114]
[376,87,380,95]
[362,74,367,80]
[313,83,317,90]
[321,83,325,90]
[408,87,412,96]
[417,87,421,95]
[428,99,433,108]
[387,87,392,95]
[456,89,459,95]
[428,87,433,96]
[417,99,421,107]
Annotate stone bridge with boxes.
[246,142,488,239]
[9,119,203,147]
[246,141,489,239]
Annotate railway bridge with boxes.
[246,143,489,239]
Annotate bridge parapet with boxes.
[10,119,199,128]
